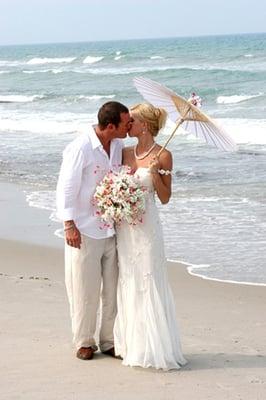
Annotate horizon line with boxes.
[0,31,265,48]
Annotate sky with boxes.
[0,0,265,45]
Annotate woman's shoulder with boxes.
[155,145,172,159]
[156,145,173,169]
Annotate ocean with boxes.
[0,33,266,285]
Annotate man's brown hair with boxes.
[98,101,129,129]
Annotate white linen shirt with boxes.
[56,125,123,239]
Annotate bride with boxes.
[114,103,187,370]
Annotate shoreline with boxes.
[2,179,265,288]
[168,259,266,288]
[0,180,62,249]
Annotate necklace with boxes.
[134,142,156,160]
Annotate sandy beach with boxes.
[1,182,266,400]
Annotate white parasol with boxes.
[133,77,237,155]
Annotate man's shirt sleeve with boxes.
[56,144,85,221]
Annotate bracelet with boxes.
[158,169,172,175]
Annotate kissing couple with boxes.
[56,101,187,371]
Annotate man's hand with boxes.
[64,221,81,249]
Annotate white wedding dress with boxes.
[114,167,187,370]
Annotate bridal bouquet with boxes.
[93,166,146,227]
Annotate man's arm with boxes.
[56,146,84,249]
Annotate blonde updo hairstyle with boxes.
[130,103,167,137]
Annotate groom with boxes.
[56,101,131,360]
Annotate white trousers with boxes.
[65,234,118,351]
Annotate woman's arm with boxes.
[149,150,173,204]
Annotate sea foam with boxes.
[0,60,23,67]
[217,118,266,144]
[0,94,45,103]
[0,110,96,135]
[77,95,115,101]
[27,57,76,65]
[217,94,262,104]
[23,69,64,74]
[83,56,104,64]
[150,56,164,59]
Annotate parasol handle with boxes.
[156,118,184,157]
[156,104,192,157]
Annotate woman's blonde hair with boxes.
[130,103,167,137]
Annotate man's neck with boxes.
[94,125,112,156]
